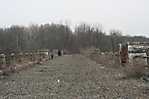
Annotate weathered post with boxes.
[10,53,15,65]
[146,48,149,65]
[120,43,128,66]
[5,51,11,68]
[24,52,29,62]
[36,51,42,64]
[32,51,36,62]
[0,54,5,69]
[29,52,33,61]
[39,51,42,62]
[34,51,38,62]
[17,52,23,63]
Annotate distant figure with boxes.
[49,49,54,60]
[58,50,62,56]
[51,53,54,60]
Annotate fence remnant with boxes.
[0,49,50,75]
[119,42,149,66]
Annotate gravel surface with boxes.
[0,54,149,99]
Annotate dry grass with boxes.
[124,57,147,79]
[124,65,144,79]
[83,48,148,79]
[1,54,148,99]
[80,48,117,67]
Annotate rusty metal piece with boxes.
[120,42,149,66]
[120,44,128,64]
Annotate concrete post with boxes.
[10,53,15,65]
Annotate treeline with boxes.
[0,23,149,52]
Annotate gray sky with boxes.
[0,0,149,37]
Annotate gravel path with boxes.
[0,54,149,99]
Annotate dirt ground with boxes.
[0,54,149,99]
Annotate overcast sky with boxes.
[0,0,149,37]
